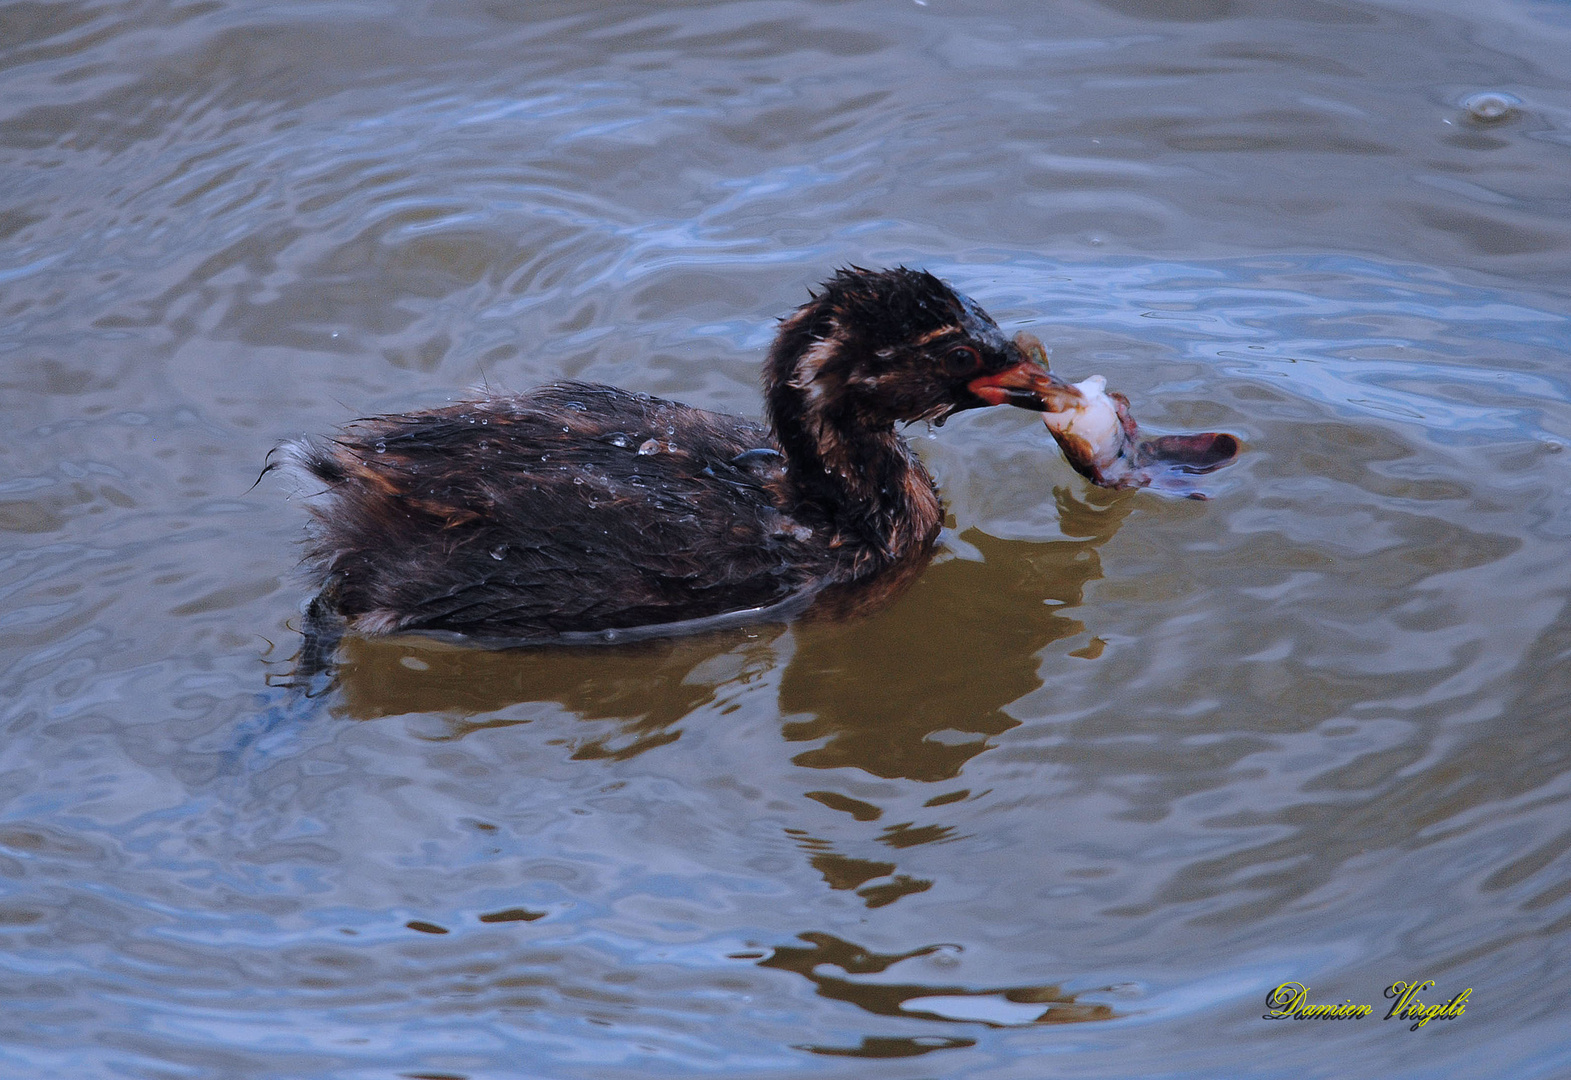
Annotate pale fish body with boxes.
[1013,332,1240,497]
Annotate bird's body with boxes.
[276,267,1071,644]
[279,381,916,642]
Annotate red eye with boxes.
[944,345,981,375]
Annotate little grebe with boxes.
[274,267,1076,644]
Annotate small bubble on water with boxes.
[637,439,662,455]
[374,441,386,453]
[573,476,584,484]
[927,945,962,969]
[1542,438,1565,453]
[490,545,508,560]
[609,434,630,448]
[1462,91,1521,122]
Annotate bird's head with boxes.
[766,267,1075,438]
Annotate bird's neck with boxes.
[764,317,942,565]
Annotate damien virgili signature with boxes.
[1263,981,1471,1030]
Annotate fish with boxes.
[1014,333,1240,497]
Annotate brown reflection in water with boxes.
[785,827,932,909]
[780,486,1135,782]
[754,932,1114,1058]
[755,487,1133,907]
[333,628,781,759]
[322,486,1134,909]
[322,481,1131,905]
[325,483,1132,775]
[805,1035,976,1059]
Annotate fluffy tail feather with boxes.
[260,437,347,489]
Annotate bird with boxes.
[270,266,1071,645]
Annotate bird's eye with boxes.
[943,345,981,375]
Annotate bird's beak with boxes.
[965,333,1082,412]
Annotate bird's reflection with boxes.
[331,484,1128,739]
[333,627,782,760]
[779,486,1132,783]
[745,932,1115,1058]
[316,483,1136,902]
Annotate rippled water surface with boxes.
[4,1,1571,1077]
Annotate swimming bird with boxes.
[272,266,1075,644]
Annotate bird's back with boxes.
[279,382,840,642]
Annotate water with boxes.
[3,1,1570,1077]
